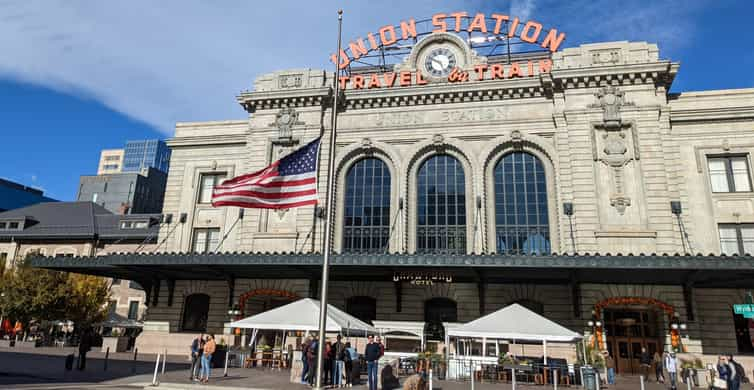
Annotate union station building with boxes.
[33,17,754,374]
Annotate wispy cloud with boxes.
[0,0,707,137]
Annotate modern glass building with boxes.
[122,140,171,173]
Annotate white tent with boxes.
[229,298,376,334]
[447,303,581,342]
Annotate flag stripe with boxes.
[212,182,317,195]
[212,188,317,199]
[212,199,318,210]
[213,193,318,206]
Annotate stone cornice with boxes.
[550,61,679,90]
[669,106,754,123]
[167,134,247,148]
[237,87,332,113]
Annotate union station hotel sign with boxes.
[35,12,754,372]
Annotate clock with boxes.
[424,47,457,78]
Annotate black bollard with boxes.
[132,348,138,374]
[104,346,109,371]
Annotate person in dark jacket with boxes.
[307,336,319,385]
[324,340,333,385]
[190,334,204,380]
[301,337,311,384]
[717,355,731,389]
[333,335,345,387]
[77,327,92,370]
[639,347,652,381]
[728,354,744,390]
[365,335,381,390]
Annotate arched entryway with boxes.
[594,297,674,375]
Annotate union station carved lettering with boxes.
[345,107,507,128]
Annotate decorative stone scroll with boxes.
[269,106,304,140]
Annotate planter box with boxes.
[101,336,129,353]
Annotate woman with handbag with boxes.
[715,355,730,390]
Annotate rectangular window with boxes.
[198,173,225,203]
[708,156,752,193]
[8,222,19,229]
[719,224,754,255]
[128,301,139,320]
[120,220,149,229]
[192,228,221,253]
[0,222,5,229]
[107,300,117,314]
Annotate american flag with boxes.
[211,137,321,209]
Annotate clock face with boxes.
[424,47,457,77]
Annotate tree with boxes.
[0,257,110,328]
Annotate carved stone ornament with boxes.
[590,86,633,129]
[610,196,631,215]
[432,134,445,146]
[274,208,290,219]
[269,107,304,139]
[722,139,731,151]
[510,130,524,148]
[360,137,374,150]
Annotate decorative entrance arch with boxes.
[238,289,299,316]
[593,297,677,375]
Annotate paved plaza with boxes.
[0,347,709,390]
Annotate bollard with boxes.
[161,348,167,375]
[470,360,475,390]
[686,377,692,390]
[580,367,584,388]
[132,348,138,374]
[640,375,645,390]
[152,353,161,386]
[553,368,558,390]
[429,367,433,390]
[512,367,516,390]
[224,348,230,377]
[104,347,109,371]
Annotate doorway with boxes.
[604,308,663,375]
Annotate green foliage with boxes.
[0,257,110,327]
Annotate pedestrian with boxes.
[308,335,319,385]
[348,341,361,386]
[365,335,381,390]
[301,337,311,384]
[200,334,216,384]
[640,347,652,381]
[664,351,678,390]
[344,341,356,387]
[376,335,385,357]
[727,354,744,390]
[653,350,665,383]
[324,340,333,385]
[716,355,730,389]
[603,351,615,385]
[77,327,92,370]
[190,333,204,380]
[333,335,346,387]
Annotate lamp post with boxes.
[586,310,603,350]
[670,312,687,352]
[227,305,241,344]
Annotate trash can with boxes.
[582,367,597,390]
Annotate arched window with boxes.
[424,297,458,340]
[494,152,550,254]
[343,158,391,253]
[346,296,377,323]
[181,293,210,332]
[417,155,466,254]
[512,299,545,315]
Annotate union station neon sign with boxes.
[331,12,566,90]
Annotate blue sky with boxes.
[0,0,752,201]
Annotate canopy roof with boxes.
[96,311,143,328]
[448,303,582,343]
[229,298,375,334]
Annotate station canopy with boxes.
[448,303,582,342]
[229,298,375,334]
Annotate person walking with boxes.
[200,334,216,384]
[324,340,333,385]
[77,327,92,370]
[727,354,744,390]
[333,335,346,387]
[640,347,652,381]
[716,355,731,390]
[301,337,311,384]
[345,341,357,387]
[365,335,381,390]
[653,351,665,383]
[664,351,678,390]
[603,351,616,385]
[307,336,319,386]
[190,334,204,380]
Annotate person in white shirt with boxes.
[664,351,678,390]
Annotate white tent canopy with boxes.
[447,303,582,343]
[229,298,376,334]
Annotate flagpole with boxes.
[315,9,343,390]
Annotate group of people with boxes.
[300,334,385,390]
[602,347,746,390]
[190,333,217,384]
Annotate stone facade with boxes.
[138,39,754,370]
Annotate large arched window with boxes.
[181,293,210,332]
[346,296,377,324]
[343,158,391,253]
[424,297,458,340]
[494,152,550,254]
[417,155,466,254]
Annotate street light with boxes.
[670,312,687,352]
